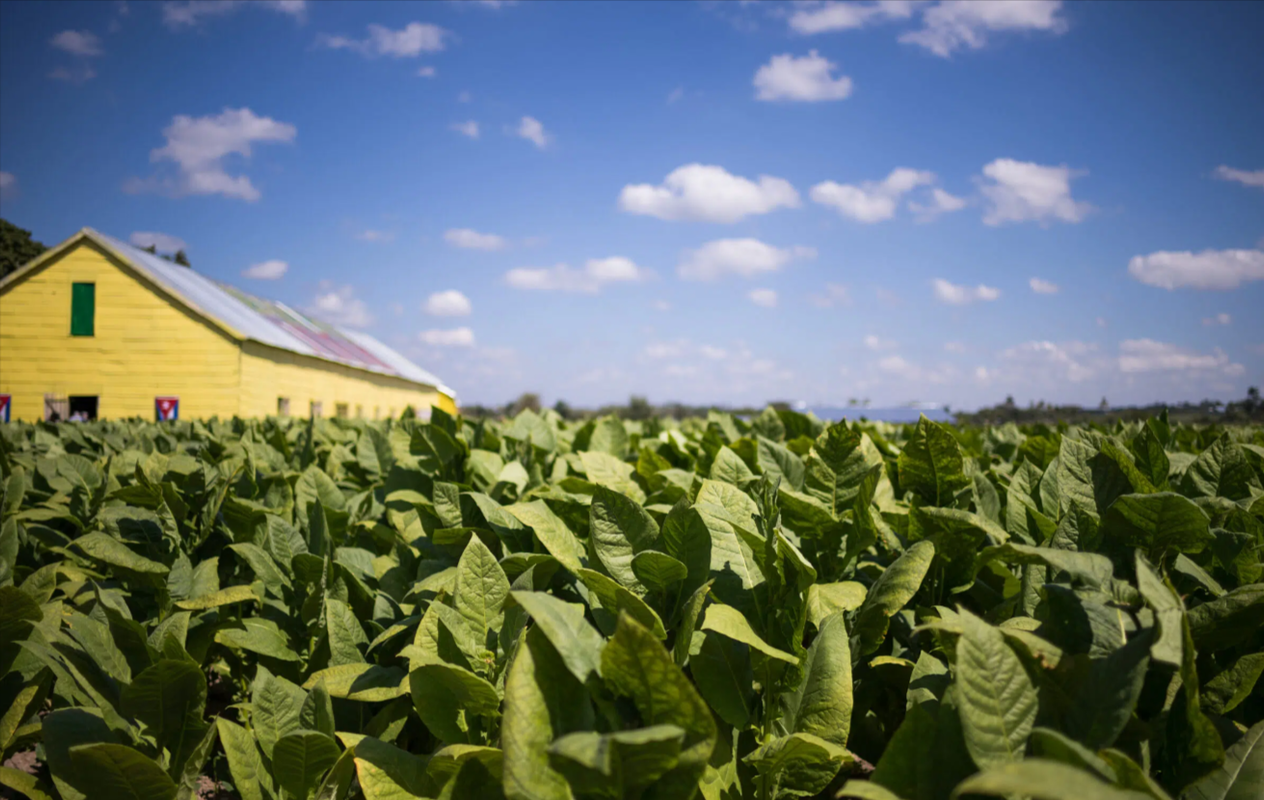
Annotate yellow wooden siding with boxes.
[0,242,242,421]
[238,341,447,418]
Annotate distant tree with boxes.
[0,218,47,279]
[552,399,573,420]
[623,395,653,421]
[173,249,191,267]
[141,244,158,255]
[510,393,541,415]
[847,398,858,407]
[1099,397,1110,411]
[1248,387,1260,412]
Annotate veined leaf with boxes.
[954,609,1038,769]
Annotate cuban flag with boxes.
[155,396,179,421]
[0,395,9,423]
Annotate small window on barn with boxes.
[44,394,69,422]
[277,397,290,416]
[310,401,323,418]
[70,283,95,336]
[355,404,363,419]
[335,402,349,419]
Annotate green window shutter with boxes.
[70,283,95,336]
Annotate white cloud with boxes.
[620,164,799,224]
[908,187,967,221]
[505,257,648,293]
[1128,249,1264,290]
[900,0,1068,57]
[975,366,991,380]
[417,66,437,78]
[700,345,728,360]
[753,50,853,102]
[932,278,1000,305]
[1202,312,1231,327]
[125,107,296,201]
[50,30,104,57]
[424,290,472,317]
[864,334,897,351]
[49,65,97,83]
[317,22,447,57]
[308,283,373,327]
[1029,277,1059,294]
[444,228,507,251]
[451,120,480,139]
[420,327,476,347]
[944,341,966,353]
[748,288,778,308]
[653,299,671,312]
[979,158,1090,225]
[1118,339,1241,375]
[242,259,288,280]
[129,231,187,252]
[678,239,815,281]
[811,167,936,223]
[516,116,550,149]
[788,1,915,34]
[162,1,305,28]
[809,283,851,308]
[1000,340,1096,383]
[1213,165,1264,189]
[0,172,15,197]
[644,340,689,360]
[356,229,394,243]
[1097,317,1107,328]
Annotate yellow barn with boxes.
[0,227,456,422]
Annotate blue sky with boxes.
[2,0,1262,409]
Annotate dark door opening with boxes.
[68,396,98,422]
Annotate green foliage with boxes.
[0,409,1260,799]
[0,217,47,279]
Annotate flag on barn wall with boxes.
[155,396,179,421]
[0,395,10,423]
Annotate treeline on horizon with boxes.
[459,387,1264,426]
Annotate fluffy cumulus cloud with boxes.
[748,288,778,308]
[50,30,104,57]
[900,0,1068,57]
[1000,340,1097,383]
[811,168,938,223]
[125,107,296,201]
[1029,277,1059,294]
[516,117,550,149]
[932,278,1000,305]
[505,257,648,293]
[307,283,373,327]
[809,283,851,308]
[317,22,446,57]
[1213,165,1264,189]
[418,66,437,78]
[678,239,815,281]
[1118,339,1242,375]
[753,51,853,102]
[444,228,507,251]
[451,120,479,139]
[864,334,898,351]
[978,158,1090,225]
[241,260,288,280]
[1128,248,1264,290]
[788,1,915,34]
[129,231,187,253]
[619,164,799,223]
[1203,313,1231,327]
[162,1,306,29]
[419,327,476,347]
[355,229,393,243]
[908,187,967,222]
[424,290,472,317]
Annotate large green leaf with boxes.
[780,612,852,746]
[504,501,586,574]
[601,613,717,799]
[589,485,659,592]
[509,590,604,682]
[951,759,1155,800]
[119,659,207,769]
[1064,628,1152,749]
[67,743,178,800]
[701,602,798,664]
[853,540,935,656]
[453,536,511,640]
[690,631,754,728]
[548,725,685,797]
[355,735,436,800]
[743,732,852,799]
[899,416,971,506]
[72,532,169,574]
[410,661,501,744]
[216,718,274,800]
[274,729,342,800]
[1182,719,1264,800]
[1181,434,1262,503]
[1102,493,1213,555]
[954,610,1038,769]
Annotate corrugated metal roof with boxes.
[87,229,451,396]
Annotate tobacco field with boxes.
[0,407,1261,800]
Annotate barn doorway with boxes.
[68,396,98,421]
